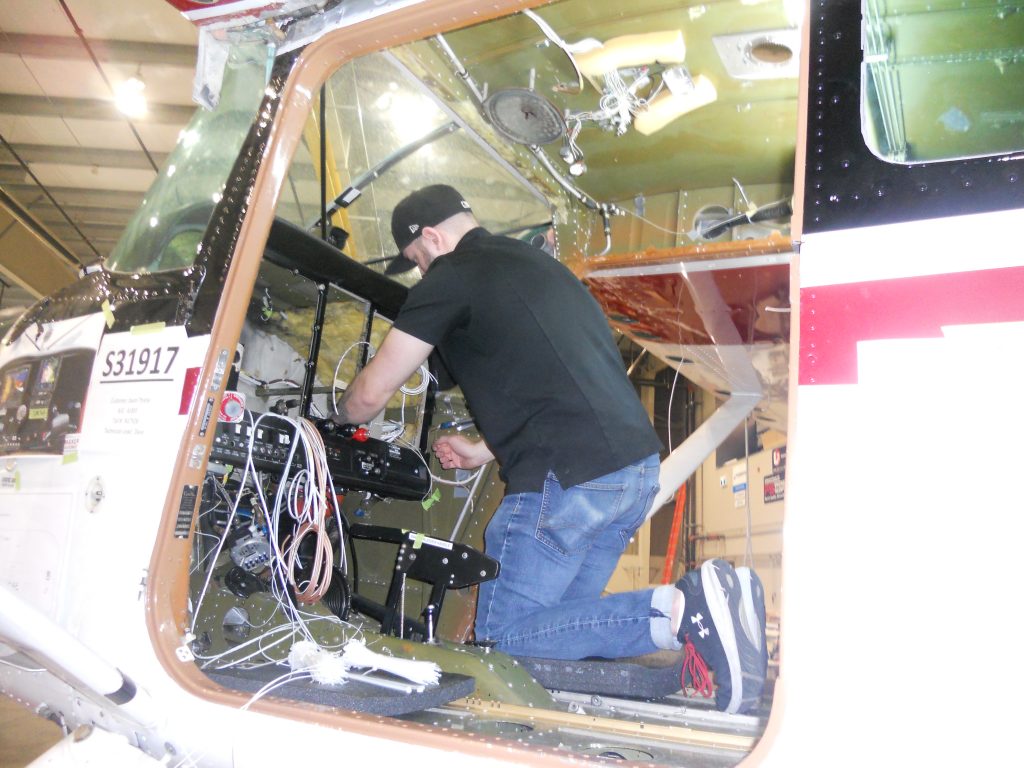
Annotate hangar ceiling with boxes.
[0,0,198,330]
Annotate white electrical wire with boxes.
[399,364,433,396]
[331,342,432,446]
[197,623,296,670]
[190,406,416,681]
[190,530,223,575]
[398,436,487,490]
[332,341,375,414]
[195,602,364,672]
[620,205,697,237]
[260,416,336,608]
[522,8,593,94]
[378,421,406,442]
[449,464,487,541]
[240,670,315,711]
[190,335,469,669]
[191,411,347,643]
[190,471,246,636]
[566,65,663,140]
[430,465,485,487]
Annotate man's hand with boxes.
[433,434,494,471]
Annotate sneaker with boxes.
[735,566,768,712]
[676,559,764,714]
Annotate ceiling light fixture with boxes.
[115,76,147,119]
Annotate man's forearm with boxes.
[468,439,496,466]
[330,326,435,425]
[333,377,388,425]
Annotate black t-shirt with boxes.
[394,228,662,493]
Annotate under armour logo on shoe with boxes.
[690,612,710,639]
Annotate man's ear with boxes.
[420,226,446,255]
[420,225,440,247]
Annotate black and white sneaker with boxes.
[676,559,765,714]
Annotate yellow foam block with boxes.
[576,30,686,78]
[634,74,717,135]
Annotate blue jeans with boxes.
[475,454,680,659]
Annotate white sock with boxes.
[671,590,685,636]
[650,584,684,650]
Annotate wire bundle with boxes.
[287,638,441,689]
[191,412,348,647]
[281,419,339,605]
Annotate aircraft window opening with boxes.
[173,2,789,760]
[862,0,1024,164]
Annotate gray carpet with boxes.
[205,665,475,716]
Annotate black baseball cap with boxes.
[387,185,473,273]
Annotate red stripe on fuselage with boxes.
[799,265,1024,385]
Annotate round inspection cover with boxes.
[483,88,565,145]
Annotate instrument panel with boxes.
[0,351,93,455]
[210,415,430,500]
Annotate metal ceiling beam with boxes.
[0,94,195,125]
[0,33,196,68]
[0,168,31,186]
[0,143,168,171]
[2,184,143,210]
[0,144,315,176]
[29,204,134,226]
[47,221,125,236]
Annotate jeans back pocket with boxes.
[536,473,626,556]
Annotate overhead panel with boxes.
[441,0,800,201]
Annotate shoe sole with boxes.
[736,566,763,653]
[735,566,768,714]
[700,560,742,714]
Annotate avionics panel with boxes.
[210,414,430,500]
[0,351,93,455]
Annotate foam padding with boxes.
[575,30,686,78]
[633,74,718,136]
[517,651,684,699]
[206,665,475,716]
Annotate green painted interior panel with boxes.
[442,0,800,199]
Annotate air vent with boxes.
[712,28,801,80]
[691,204,732,241]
